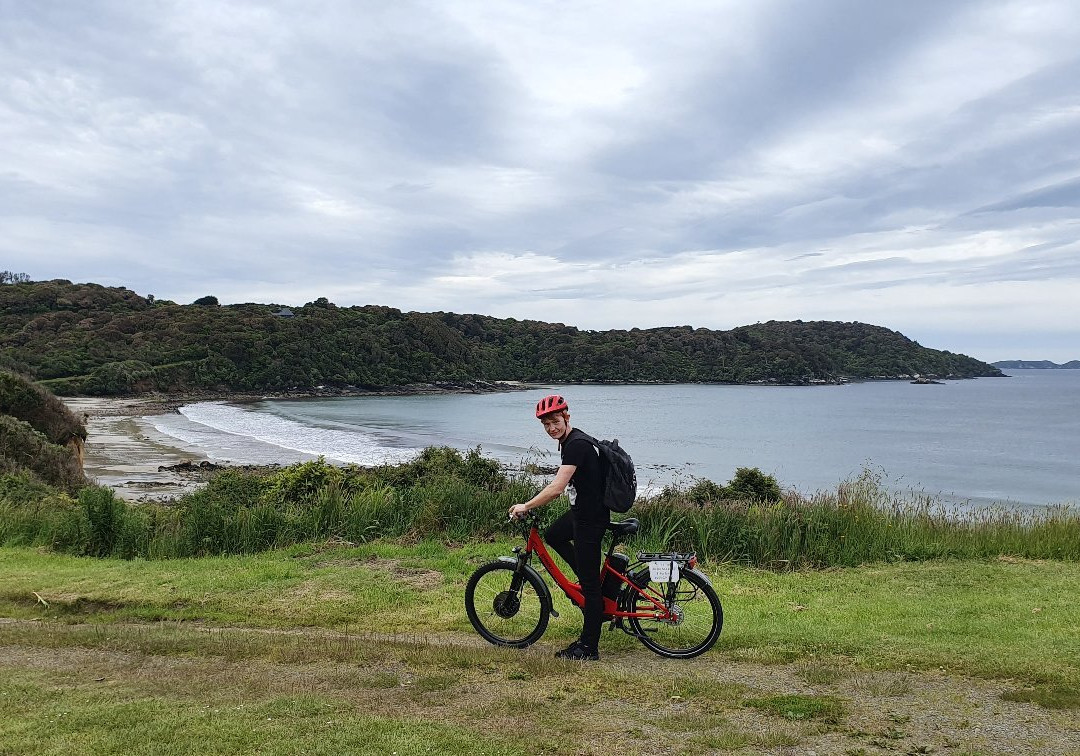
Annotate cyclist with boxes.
[509,394,607,661]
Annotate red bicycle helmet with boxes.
[535,394,568,418]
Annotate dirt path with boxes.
[2,618,1077,755]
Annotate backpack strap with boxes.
[560,428,598,454]
[574,430,601,456]
[576,431,598,445]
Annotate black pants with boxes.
[545,509,608,650]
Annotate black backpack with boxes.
[581,433,637,513]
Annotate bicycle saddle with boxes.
[607,518,639,538]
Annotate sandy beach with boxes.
[61,382,528,501]
[63,397,219,501]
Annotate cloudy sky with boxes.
[3,1,1079,362]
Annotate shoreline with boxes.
[63,397,218,501]
[64,380,534,420]
[63,383,534,502]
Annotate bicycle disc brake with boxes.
[662,604,684,626]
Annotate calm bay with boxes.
[151,370,1079,511]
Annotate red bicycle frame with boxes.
[519,522,670,621]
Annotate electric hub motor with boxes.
[493,591,520,618]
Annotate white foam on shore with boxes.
[150,401,419,466]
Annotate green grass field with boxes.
[3,542,1079,755]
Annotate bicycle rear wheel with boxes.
[628,568,722,659]
[465,561,550,648]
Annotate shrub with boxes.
[0,416,86,492]
[687,479,725,505]
[261,459,339,508]
[82,360,155,395]
[724,467,782,502]
[0,369,86,446]
[0,472,82,549]
[366,446,509,491]
[0,470,59,506]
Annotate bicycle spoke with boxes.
[465,562,550,647]
[629,570,722,658]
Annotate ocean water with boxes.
[148,370,1080,510]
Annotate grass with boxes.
[1001,685,1080,710]
[2,447,1079,752]
[0,668,534,756]
[2,541,1080,754]
[2,542,1079,686]
[3,454,1079,568]
[744,693,846,723]
[0,625,790,755]
[638,468,1080,567]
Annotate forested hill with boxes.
[993,360,1080,369]
[0,279,1002,396]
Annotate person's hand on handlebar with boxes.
[508,503,530,520]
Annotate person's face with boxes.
[539,411,569,441]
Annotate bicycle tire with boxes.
[465,561,550,648]
[628,568,722,659]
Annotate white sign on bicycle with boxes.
[648,560,680,583]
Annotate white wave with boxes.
[161,401,419,465]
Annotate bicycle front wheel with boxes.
[628,568,723,659]
[465,561,550,648]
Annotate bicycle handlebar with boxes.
[508,510,541,536]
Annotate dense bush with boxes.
[0,370,87,492]
[724,467,783,502]
[365,446,509,491]
[0,471,60,507]
[0,448,527,558]
[683,468,782,505]
[82,360,156,395]
[152,450,531,557]
[0,416,86,492]
[1,449,1077,566]
[0,369,86,446]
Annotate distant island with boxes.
[0,278,1003,396]
[992,360,1080,369]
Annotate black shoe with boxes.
[555,641,599,661]
[554,640,580,658]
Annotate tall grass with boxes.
[629,469,1080,568]
[0,449,534,559]
[1,452,1078,567]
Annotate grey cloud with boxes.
[592,0,982,182]
[970,176,1080,214]
[387,182,433,194]
[2,1,1079,361]
[796,241,1080,294]
[949,244,1080,286]
[812,257,914,275]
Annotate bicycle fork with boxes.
[510,546,559,619]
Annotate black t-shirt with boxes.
[560,428,607,522]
